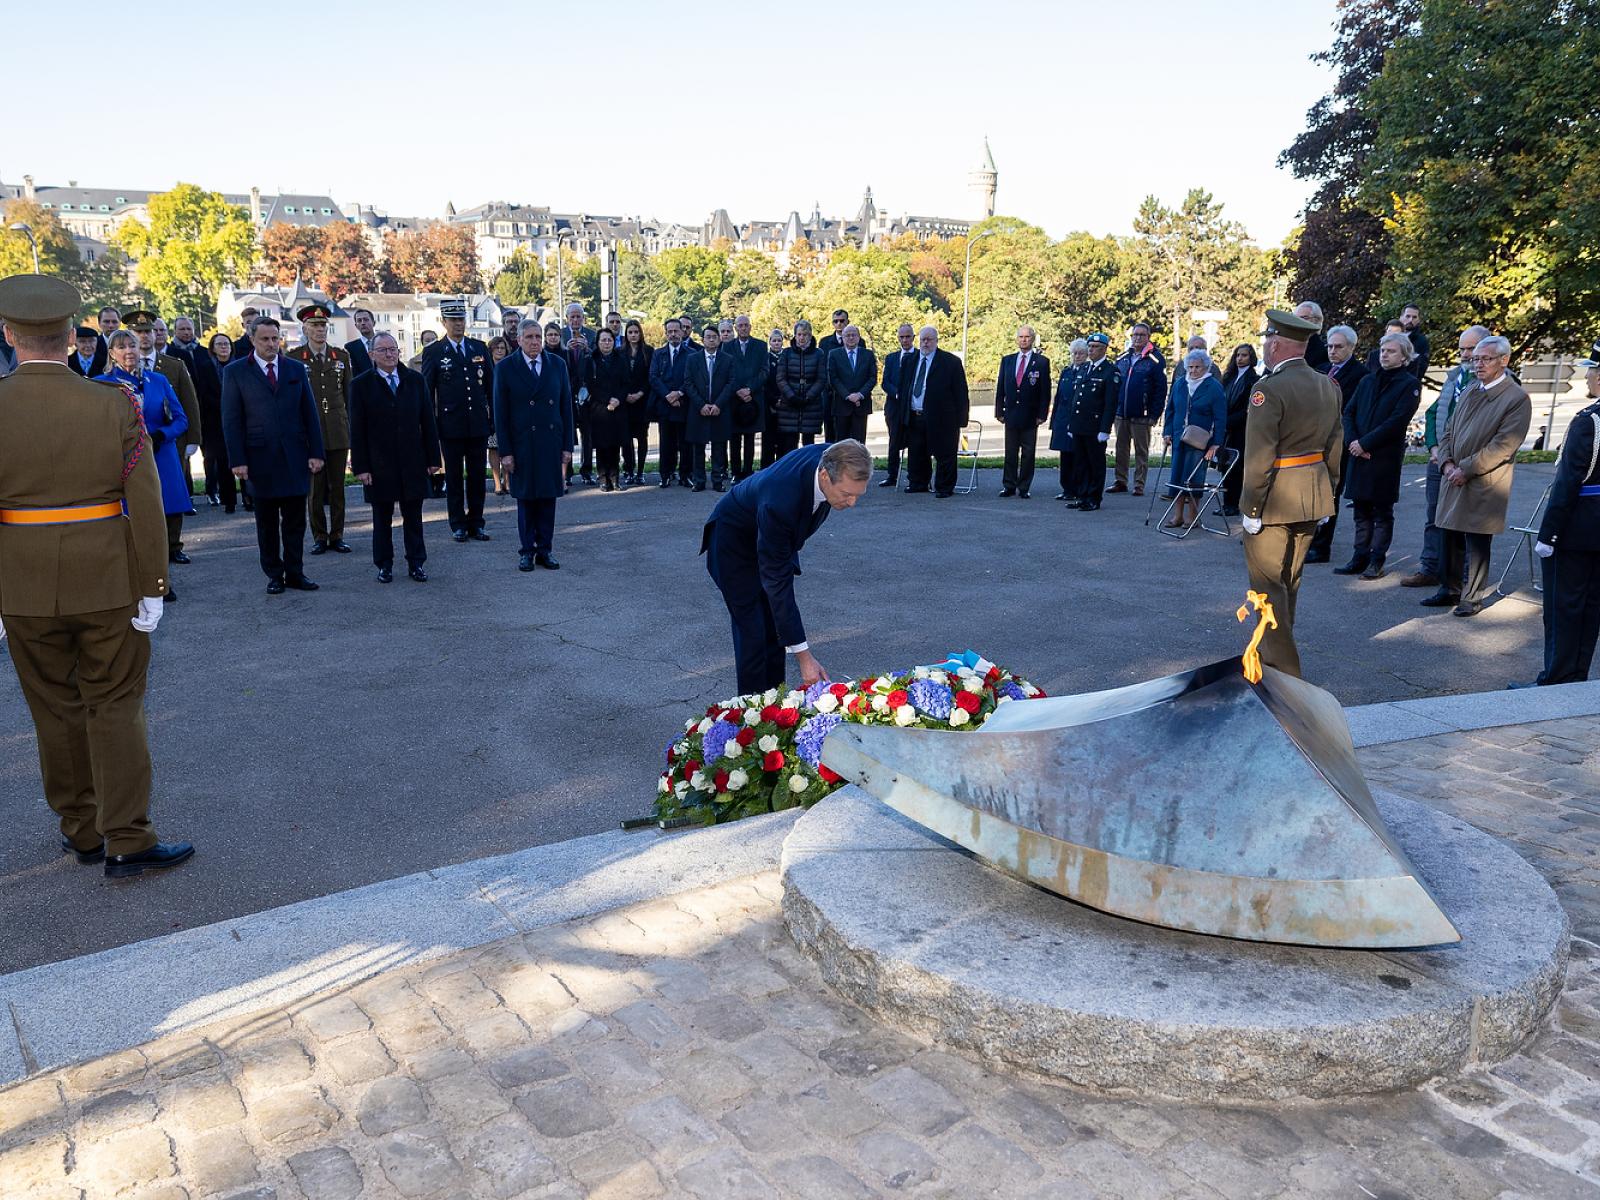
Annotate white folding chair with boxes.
[1155,449,1238,539]
[955,420,983,495]
[1495,483,1552,601]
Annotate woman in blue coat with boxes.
[1161,348,1226,528]
[100,330,190,594]
[1048,339,1088,495]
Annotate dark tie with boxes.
[387,373,398,393]
[265,360,277,392]
[913,355,928,398]
[849,350,855,369]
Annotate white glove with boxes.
[1535,541,1554,559]
[1242,517,1263,535]
[185,444,199,458]
[1096,432,1108,443]
[131,596,164,633]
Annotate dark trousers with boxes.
[1221,425,1247,512]
[516,497,556,555]
[766,429,800,462]
[309,448,348,542]
[883,416,904,483]
[166,513,184,556]
[372,498,426,569]
[202,445,236,508]
[1002,421,1039,493]
[1071,435,1108,504]
[706,532,787,695]
[597,446,622,482]
[730,432,757,479]
[1351,500,1396,562]
[823,410,838,444]
[688,440,729,487]
[254,494,307,581]
[623,429,648,477]
[1419,459,1445,576]
[1308,461,1347,558]
[656,420,687,481]
[906,414,957,494]
[760,423,781,469]
[440,436,487,532]
[1545,550,1600,684]
[837,408,868,445]
[1243,521,1317,678]
[1443,530,1493,603]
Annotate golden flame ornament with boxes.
[1236,590,1277,684]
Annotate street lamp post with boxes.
[8,223,39,273]
[960,226,1017,362]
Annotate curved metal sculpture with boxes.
[819,654,1460,949]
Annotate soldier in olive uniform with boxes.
[1067,332,1121,510]
[421,299,494,542]
[0,275,194,878]
[288,304,353,554]
[1238,309,1345,678]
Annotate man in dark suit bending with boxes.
[702,439,872,693]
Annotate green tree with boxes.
[492,246,547,307]
[0,201,83,279]
[111,183,255,323]
[721,250,779,315]
[75,248,152,322]
[616,250,669,321]
[653,246,732,325]
[1133,189,1272,355]
[1363,0,1600,352]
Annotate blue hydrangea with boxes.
[701,718,739,763]
[908,679,953,719]
[795,713,843,768]
[998,680,1028,702]
[802,680,833,707]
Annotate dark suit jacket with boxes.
[649,342,692,422]
[67,337,108,379]
[994,351,1051,425]
[701,442,831,648]
[344,337,374,377]
[349,366,440,504]
[684,348,737,442]
[826,346,878,422]
[493,351,574,500]
[168,341,222,452]
[1539,402,1600,552]
[221,355,326,498]
[881,348,910,425]
[421,337,493,439]
[726,337,768,433]
[897,348,969,442]
[1326,357,1370,409]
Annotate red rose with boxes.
[818,764,842,783]
[722,711,741,725]
[955,691,981,714]
[1035,687,1048,697]
[986,667,1002,682]
[760,704,780,722]
[887,689,908,708]
[859,677,876,692]
[714,769,730,791]
[705,706,719,717]
[847,695,864,715]
[736,727,757,747]
[684,759,700,775]
[829,683,850,698]
[762,750,785,772]
[774,708,800,729]
[667,746,677,763]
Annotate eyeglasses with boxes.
[832,318,846,325]
[1469,354,1504,363]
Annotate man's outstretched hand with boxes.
[796,648,828,688]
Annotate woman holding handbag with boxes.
[1161,349,1227,529]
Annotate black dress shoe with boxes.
[1018,492,1030,499]
[164,588,177,603]
[518,553,535,572]
[691,483,706,492]
[309,541,328,556]
[1333,559,1369,575]
[223,506,236,514]
[1222,506,1240,517]
[105,841,194,879]
[713,481,725,492]
[1304,550,1330,564]
[331,540,353,554]
[935,491,954,498]
[659,479,673,488]
[1453,601,1483,617]
[905,485,929,493]
[535,553,560,569]
[1419,590,1461,608]
[467,530,491,541]
[409,566,428,582]
[1106,482,1129,494]
[582,473,597,485]
[1077,502,1100,511]
[285,576,319,591]
[206,494,220,507]
[1507,680,1542,690]
[1056,493,1075,502]
[376,567,393,583]
[878,479,898,488]
[999,488,1016,497]
[169,550,191,565]
[452,529,469,543]
[61,836,105,865]
[266,578,286,595]
[243,499,255,512]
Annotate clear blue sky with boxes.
[4,0,1337,247]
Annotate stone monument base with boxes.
[781,787,1569,1102]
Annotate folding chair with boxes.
[1155,449,1239,540]
[954,420,983,495]
[1494,483,1552,601]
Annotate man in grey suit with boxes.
[826,324,878,445]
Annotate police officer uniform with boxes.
[288,304,353,554]
[1238,309,1345,678]
[1532,344,1600,685]
[0,275,193,878]
[421,300,493,541]
[1067,333,1120,509]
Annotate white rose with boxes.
[728,769,749,791]
[697,717,713,735]
[783,691,803,708]
[930,670,948,685]
[814,693,839,714]
[949,708,970,727]
[956,666,976,679]
[913,667,931,679]
[763,688,780,705]
[743,707,762,727]
[997,695,1012,705]
[871,694,889,714]
[963,677,984,694]
[758,734,779,754]
[722,741,741,760]
[674,780,689,798]
[690,771,707,789]
[894,704,917,727]
[788,774,809,794]
[872,677,892,694]
[1023,683,1040,697]
[658,776,670,794]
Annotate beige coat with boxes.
[1436,375,1532,534]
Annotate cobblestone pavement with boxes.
[3,718,1598,1199]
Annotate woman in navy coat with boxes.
[1161,348,1227,528]
[1336,332,1423,579]
[1048,339,1089,492]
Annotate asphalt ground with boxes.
[0,458,1558,973]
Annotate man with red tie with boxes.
[994,326,1052,498]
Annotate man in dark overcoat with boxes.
[350,333,441,582]
[494,322,575,571]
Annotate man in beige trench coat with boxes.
[1425,334,1532,616]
